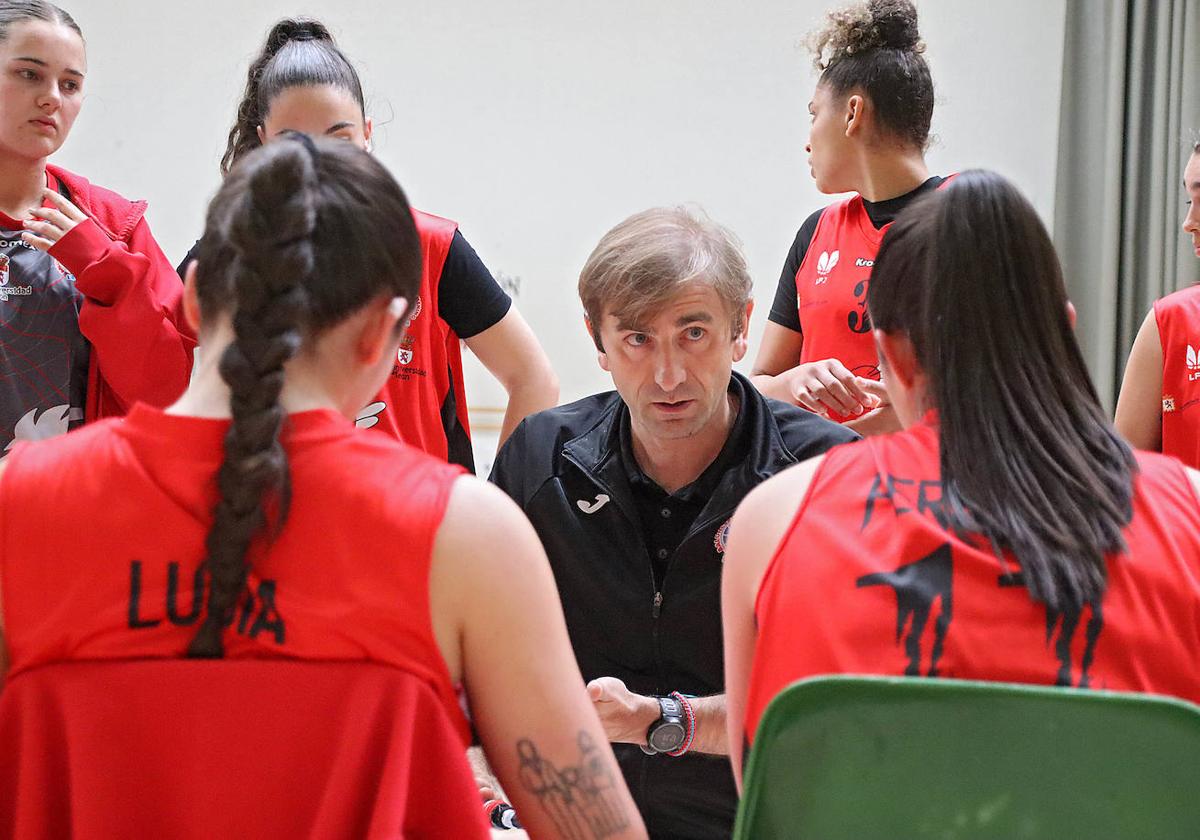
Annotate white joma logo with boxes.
[815,250,839,284]
[577,494,610,515]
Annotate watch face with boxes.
[649,721,687,753]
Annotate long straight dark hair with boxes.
[187,135,421,657]
[868,169,1137,611]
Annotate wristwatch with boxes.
[640,695,687,755]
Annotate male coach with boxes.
[491,207,857,838]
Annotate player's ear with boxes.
[182,261,202,333]
[586,317,610,371]
[356,296,409,366]
[732,300,754,362]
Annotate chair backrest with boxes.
[734,675,1200,840]
[0,659,490,840]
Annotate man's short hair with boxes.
[578,206,753,351]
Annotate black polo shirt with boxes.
[621,378,751,591]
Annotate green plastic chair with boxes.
[734,676,1200,839]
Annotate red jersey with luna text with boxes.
[1155,285,1200,468]
[354,210,473,469]
[0,403,471,743]
[744,419,1200,742]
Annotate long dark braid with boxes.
[189,136,423,656]
[188,138,316,657]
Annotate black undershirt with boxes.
[619,375,751,590]
[176,229,511,340]
[767,176,945,332]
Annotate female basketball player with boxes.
[751,0,946,434]
[0,136,646,838]
[1114,141,1200,467]
[724,171,1200,785]
[0,1,193,450]
[179,19,557,471]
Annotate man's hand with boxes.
[586,677,660,745]
[21,188,90,252]
[784,358,880,418]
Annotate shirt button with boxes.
[661,507,672,518]
[657,548,669,560]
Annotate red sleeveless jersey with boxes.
[1155,285,1200,468]
[796,195,885,384]
[0,404,471,742]
[357,210,472,467]
[744,419,1200,742]
[795,179,954,423]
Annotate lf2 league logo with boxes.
[815,250,839,284]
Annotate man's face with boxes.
[594,282,750,446]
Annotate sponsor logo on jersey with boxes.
[1164,396,1177,413]
[0,254,32,302]
[355,400,387,430]
[815,250,839,284]
[1188,345,1200,381]
[5,404,77,450]
[854,257,874,268]
[713,518,731,556]
[577,494,610,515]
[411,295,422,322]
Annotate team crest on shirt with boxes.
[397,334,416,366]
[1188,345,1200,381]
[815,250,839,284]
[0,253,34,302]
[714,518,731,556]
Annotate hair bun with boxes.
[264,18,334,55]
[810,0,923,70]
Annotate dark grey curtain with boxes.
[1054,0,1200,407]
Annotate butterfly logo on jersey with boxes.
[815,250,839,284]
[1188,345,1200,381]
[355,401,386,429]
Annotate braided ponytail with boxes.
[220,18,364,175]
[191,136,424,656]
[189,136,316,658]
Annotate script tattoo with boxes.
[516,731,629,839]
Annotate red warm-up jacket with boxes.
[43,164,195,421]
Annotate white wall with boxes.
[56,0,1066,470]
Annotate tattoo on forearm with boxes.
[516,731,630,839]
